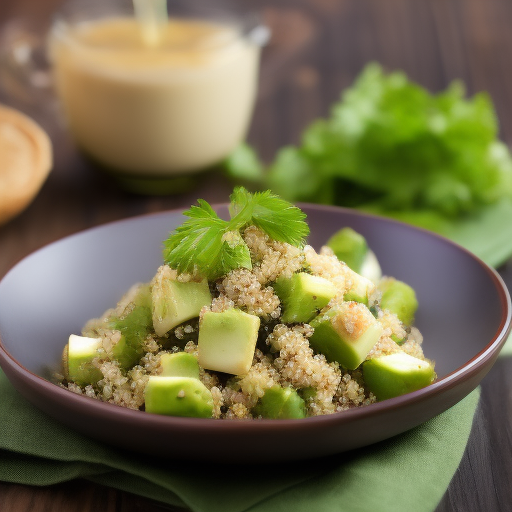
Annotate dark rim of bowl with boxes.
[0,203,510,431]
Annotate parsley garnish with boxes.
[163,187,309,280]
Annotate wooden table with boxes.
[1,0,512,510]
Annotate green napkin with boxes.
[444,199,512,268]
[365,198,512,268]
[500,332,512,357]
[0,368,480,512]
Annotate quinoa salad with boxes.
[58,188,435,420]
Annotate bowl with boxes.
[0,204,510,462]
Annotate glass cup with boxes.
[1,0,269,193]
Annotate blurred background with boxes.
[2,0,512,278]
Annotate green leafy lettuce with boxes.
[224,63,512,266]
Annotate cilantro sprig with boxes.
[163,187,309,280]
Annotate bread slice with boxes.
[0,104,52,225]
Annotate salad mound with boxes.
[58,188,435,419]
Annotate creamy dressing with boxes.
[50,17,260,175]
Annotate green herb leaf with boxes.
[223,143,266,185]
[227,62,512,219]
[217,230,253,277]
[229,187,310,246]
[163,188,308,280]
[223,63,512,265]
[163,201,241,280]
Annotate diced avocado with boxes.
[253,386,306,419]
[273,272,337,323]
[363,352,436,400]
[152,265,212,337]
[298,386,317,402]
[327,228,382,282]
[65,334,103,386]
[378,278,418,326]
[111,334,140,372]
[159,352,200,379]
[197,309,260,375]
[344,268,376,305]
[327,227,368,273]
[144,376,213,418]
[109,283,153,370]
[309,302,383,370]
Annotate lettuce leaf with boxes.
[224,63,512,267]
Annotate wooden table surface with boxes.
[1,0,512,510]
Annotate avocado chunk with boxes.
[152,265,212,336]
[344,268,376,305]
[109,283,153,370]
[253,386,306,419]
[298,386,317,402]
[197,309,260,375]
[273,272,337,323]
[64,334,103,386]
[111,335,141,372]
[159,352,200,379]
[327,227,382,282]
[144,376,213,418]
[326,227,368,273]
[378,278,418,326]
[363,352,436,400]
[309,302,383,370]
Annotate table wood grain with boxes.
[1,1,512,510]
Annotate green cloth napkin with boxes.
[499,328,512,356]
[371,198,512,269]
[0,368,481,512]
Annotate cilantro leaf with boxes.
[163,188,308,280]
[223,143,266,185]
[163,200,243,280]
[218,230,253,276]
[229,187,310,246]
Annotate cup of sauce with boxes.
[48,0,269,193]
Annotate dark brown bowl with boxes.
[0,204,510,462]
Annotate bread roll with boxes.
[0,104,52,225]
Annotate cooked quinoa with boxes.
[59,225,430,419]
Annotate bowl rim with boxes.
[0,202,510,432]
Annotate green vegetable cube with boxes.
[327,227,368,273]
[363,352,436,400]
[343,268,376,305]
[64,334,103,386]
[151,266,212,336]
[144,376,213,418]
[309,302,383,369]
[159,352,200,379]
[273,272,337,323]
[197,309,260,375]
[253,386,306,419]
[378,278,418,326]
[110,283,153,371]
[111,335,136,371]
